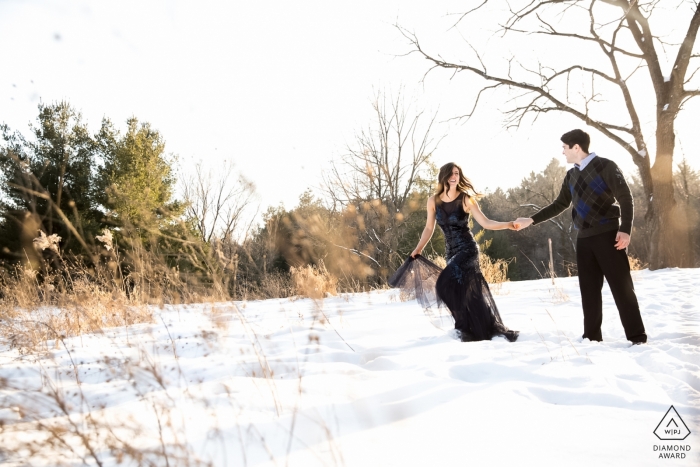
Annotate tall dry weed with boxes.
[257,271,296,300]
[479,254,510,294]
[0,339,215,466]
[0,259,152,353]
[290,261,338,299]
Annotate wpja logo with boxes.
[653,405,691,460]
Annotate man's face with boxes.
[562,143,579,164]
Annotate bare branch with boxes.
[682,89,700,101]
[670,6,700,89]
[611,0,666,102]
[505,0,583,31]
[181,161,256,244]
[448,0,490,29]
[331,243,380,266]
[589,1,647,152]
[501,12,646,59]
[407,30,644,163]
[445,84,502,122]
[684,64,700,84]
[545,64,618,87]
[323,88,440,212]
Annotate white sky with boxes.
[1,0,698,213]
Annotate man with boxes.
[514,129,647,344]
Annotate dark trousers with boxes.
[576,230,647,343]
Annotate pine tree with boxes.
[0,102,102,262]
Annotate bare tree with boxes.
[322,89,442,214]
[321,89,443,278]
[181,161,257,244]
[402,0,700,269]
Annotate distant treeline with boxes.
[1,102,698,304]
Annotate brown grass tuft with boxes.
[290,260,338,299]
[479,254,510,294]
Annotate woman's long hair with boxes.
[434,162,482,206]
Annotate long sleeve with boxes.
[531,174,572,225]
[603,161,634,234]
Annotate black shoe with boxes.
[629,334,647,345]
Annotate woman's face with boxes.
[448,167,460,187]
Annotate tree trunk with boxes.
[648,115,693,269]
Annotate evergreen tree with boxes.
[0,102,102,262]
[96,117,181,233]
[0,103,186,267]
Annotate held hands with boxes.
[512,217,534,231]
[615,231,631,250]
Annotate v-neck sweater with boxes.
[531,156,634,238]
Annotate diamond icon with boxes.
[654,406,691,441]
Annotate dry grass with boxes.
[0,358,210,466]
[628,254,648,284]
[0,260,152,353]
[254,272,296,299]
[0,219,231,353]
[543,267,570,304]
[290,260,338,299]
[0,311,230,466]
[479,254,511,294]
[628,255,648,271]
[0,297,344,466]
[429,255,447,269]
[549,283,570,304]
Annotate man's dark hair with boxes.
[561,129,591,154]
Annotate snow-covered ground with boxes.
[1,268,698,466]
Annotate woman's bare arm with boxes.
[464,196,514,231]
[410,196,437,257]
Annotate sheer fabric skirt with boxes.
[389,254,518,342]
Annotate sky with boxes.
[1,0,699,214]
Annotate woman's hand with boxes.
[410,248,422,258]
[513,218,534,231]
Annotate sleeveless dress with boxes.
[389,193,519,342]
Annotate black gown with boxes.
[389,193,519,342]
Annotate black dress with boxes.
[389,193,518,342]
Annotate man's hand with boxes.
[513,218,534,231]
[615,231,630,250]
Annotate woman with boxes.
[390,163,519,342]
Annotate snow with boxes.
[1,268,699,466]
[664,104,670,111]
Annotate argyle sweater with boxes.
[531,156,633,238]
